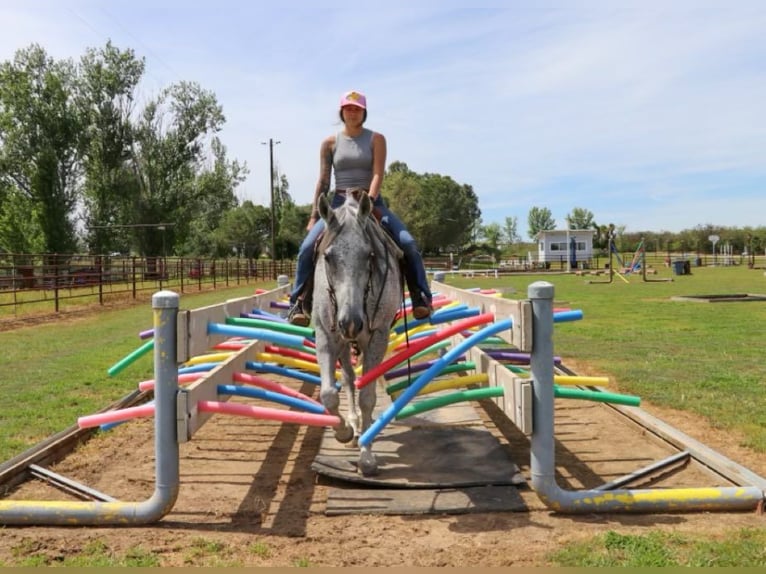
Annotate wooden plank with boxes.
[325,484,528,516]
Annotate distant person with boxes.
[287,90,432,326]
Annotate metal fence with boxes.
[0,253,295,318]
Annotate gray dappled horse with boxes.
[313,190,402,475]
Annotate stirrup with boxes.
[287,301,310,327]
[411,293,433,320]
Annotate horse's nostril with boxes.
[338,315,363,338]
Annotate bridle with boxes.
[320,210,396,337]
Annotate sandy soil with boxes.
[1,365,765,567]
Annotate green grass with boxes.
[549,527,766,566]
[8,538,162,567]
[0,282,275,461]
[446,264,766,453]
[2,265,766,567]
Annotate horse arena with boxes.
[0,279,765,566]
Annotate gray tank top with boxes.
[333,128,374,190]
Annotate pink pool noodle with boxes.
[78,403,155,428]
[198,400,339,427]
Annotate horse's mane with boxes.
[318,197,403,261]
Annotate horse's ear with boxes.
[358,192,372,221]
[318,194,338,228]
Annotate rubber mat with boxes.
[312,387,527,514]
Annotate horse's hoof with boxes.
[358,451,378,476]
[334,425,354,444]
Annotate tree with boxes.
[215,201,271,259]
[76,41,145,255]
[527,206,555,239]
[503,216,521,247]
[565,207,595,230]
[480,222,503,260]
[0,44,82,254]
[129,81,227,257]
[382,165,481,255]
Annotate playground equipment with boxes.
[589,236,672,284]
[0,279,764,525]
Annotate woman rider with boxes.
[287,90,432,326]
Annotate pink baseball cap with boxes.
[340,90,367,109]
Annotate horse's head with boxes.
[316,191,376,340]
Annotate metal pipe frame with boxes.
[0,291,181,525]
[528,280,764,513]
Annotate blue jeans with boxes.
[290,194,432,305]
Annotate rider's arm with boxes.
[309,136,335,225]
[368,132,386,201]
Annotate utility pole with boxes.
[261,138,281,279]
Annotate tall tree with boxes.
[76,41,145,254]
[129,81,226,257]
[0,44,82,254]
[527,206,555,239]
[383,166,480,255]
[565,207,595,230]
[503,215,521,247]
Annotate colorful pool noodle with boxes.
[139,328,154,340]
[207,323,309,349]
[78,403,156,428]
[184,352,234,366]
[385,363,476,393]
[393,305,479,335]
[198,400,340,427]
[178,363,219,374]
[232,372,322,406]
[385,356,468,380]
[358,318,513,447]
[483,350,562,365]
[264,344,318,363]
[355,313,497,390]
[554,386,640,406]
[246,361,322,386]
[226,316,313,337]
[553,309,583,323]
[393,381,640,420]
[241,310,289,324]
[390,373,489,400]
[217,384,326,414]
[553,375,611,386]
[395,386,502,419]
[107,339,154,377]
[270,300,290,309]
[256,352,321,374]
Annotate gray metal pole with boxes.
[0,291,181,525]
[527,281,764,513]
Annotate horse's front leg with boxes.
[355,330,389,476]
[316,336,354,444]
[337,346,361,438]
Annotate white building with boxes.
[536,229,595,267]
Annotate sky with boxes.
[2,0,765,238]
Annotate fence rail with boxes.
[0,253,295,320]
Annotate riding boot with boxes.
[401,258,432,320]
[288,275,314,327]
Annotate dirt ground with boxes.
[1,361,765,567]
